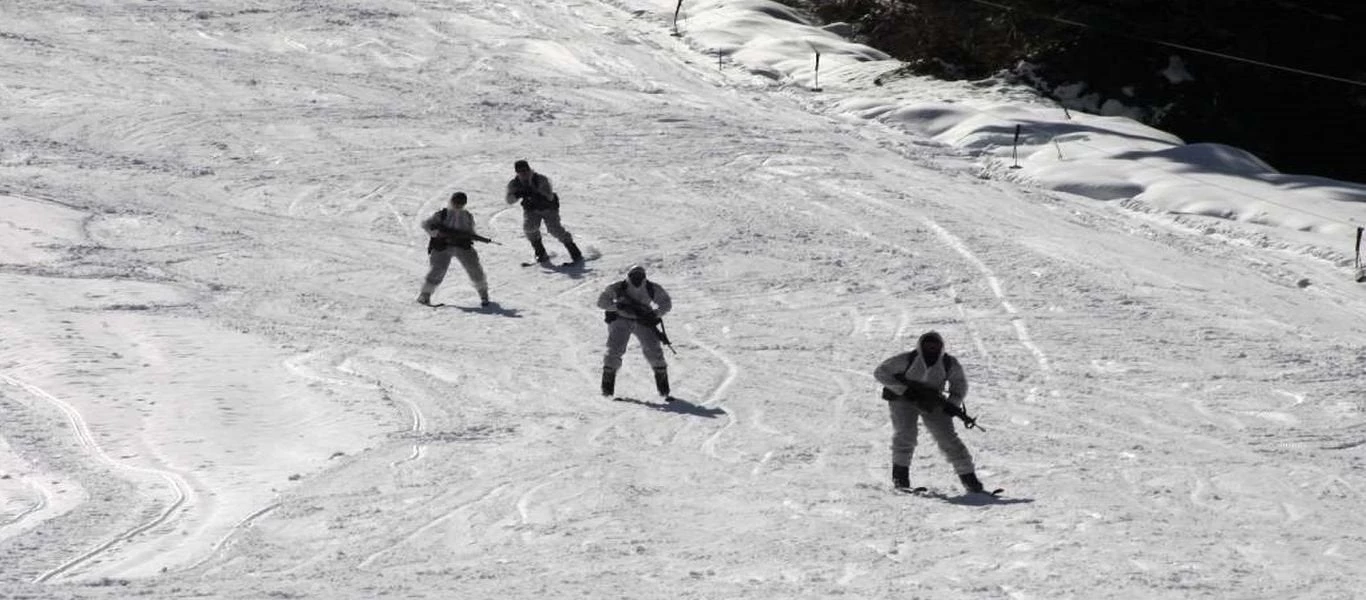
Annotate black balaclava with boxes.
[627,265,647,286]
[918,331,944,366]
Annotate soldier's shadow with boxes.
[920,489,1035,506]
[453,302,523,318]
[614,396,726,418]
[546,261,593,280]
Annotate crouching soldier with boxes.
[597,265,673,400]
[873,331,990,494]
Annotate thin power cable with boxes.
[965,0,1366,88]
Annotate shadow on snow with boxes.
[919,489,1036,506]
[452,302,523,318]
[613,396,726,418]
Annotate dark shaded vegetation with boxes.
[798,0,1366,182]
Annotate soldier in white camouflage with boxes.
[417,192,491,306]
[505,159,583,265]
[596,265,673,399]
[874,331,988,494]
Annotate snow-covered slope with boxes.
[2,0,1364,598]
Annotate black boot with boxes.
[601,367,616,397]
[653,367,672,400]
[564,240,584,263]
[530,239,550,263]
[892,465,910,490]
[959,472,985,494]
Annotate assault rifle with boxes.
[435,225,499,245]
[614,298,676,355]
[882,380,985,432]
[655,319,676,355]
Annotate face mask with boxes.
[628,272,646,286]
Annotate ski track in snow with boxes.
[920,218,1053,380]
[0,480,50,532]
[831,186,1053,390]
[813,373,852,471]
[0,372,193,583]
[680,333,740,461]
[281,352,381,391]
[186,503,281,574]
[515,466,580,527]
[356,484,509,572]
[387,387,429,467]
[334,356,429,468]
[3,0,1366,597]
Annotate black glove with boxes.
[604,311,618,324]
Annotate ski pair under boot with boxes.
[893,468,994,495]
[529,240,583,264]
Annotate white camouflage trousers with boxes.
[887,399,975,474]
[422,247,487,298]
[603,318,666,370]
[522,209,574,245]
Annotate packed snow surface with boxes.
[2,0,1364,598]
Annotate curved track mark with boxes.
[187,502,281,573]
[516,467,577,525]
[921,219,1052,377]
[0,373,194,583]
[283,352,382,390]
[357,484,508,571]
[0,480,50,531]
[334,358,427,467]
[947,284,993,365]
[689,335,740,460]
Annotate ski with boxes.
[521,261,585,269]
[897,487,1004,498]
[521,251,558,267]
[610,396,678,404]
